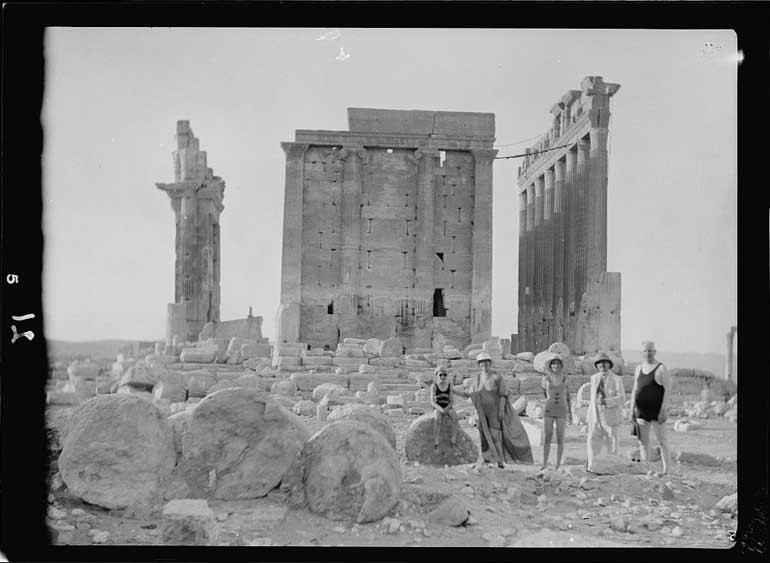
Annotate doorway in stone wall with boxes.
[433,288,447,317]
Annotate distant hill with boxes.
[47,339,162,360]
[622,349,730,376]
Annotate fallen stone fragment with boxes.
[282,420,401,523]
[161,499,216,545]
[327,403,397,450]
[58,394,176,510]
[716,493,737,514]
[180,389,308,500]
[674,451,720,467]
[428,496,470,527]
[404,413,478,466]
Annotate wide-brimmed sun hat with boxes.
[476,351,492,363]
[593,351,614,369]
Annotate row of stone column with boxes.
[518,134,608,353]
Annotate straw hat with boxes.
[546,352,564,367]
[593,351,614,369]
[476,351,492,363]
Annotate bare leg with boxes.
[448,409,458,446]
[653,421,671,475]
[433,410,441,448]
[542,416,554,470]
[488,421,505,466]
[555,417,566,469]
[609,425,620,455]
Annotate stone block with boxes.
[500,338,512,357]
[290,372,350,391]
[342,338,368,345]
[516,352,535,362]
[275,356,303,369]
[241,343,272,359]
[363,338,382,356]
[180,345,218,364]
[301,356,333,367]
[273,343,303,358]
[404,359,431,368]
[369,357,401,368]
[379,338,403,358]
[67,362,100,380]
[333,357,367,367]
[335,343,365,358]
[444,349,463,360]
[492,359,516,370]
[449,359,476,368]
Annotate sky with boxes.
[42,28,737,354]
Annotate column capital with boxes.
[471,148,498,166]
[414,148,440,160]
[544,168,555,187]
[281,142,310,158]
[340,146,367,161]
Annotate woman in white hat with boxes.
[586,351,626,472]
[454,351,533,468]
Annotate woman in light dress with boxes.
[586,351,626,472]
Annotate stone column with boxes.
[552,159,565,342]
[534,175,545,351]
[525,183,536,352]
[564,148,578,343]
[517,190,528,350]
[179,188,198,311]
[543,168,555,345]
[589,126,609,279]
[414,149,439,321]
[277,142,310,343]
[338,146,366,339]
[575,138,591,312]
[470,148,497,343]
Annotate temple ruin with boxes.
[513,76,621,355]
[156,121,225,343]
[277,108,498,351]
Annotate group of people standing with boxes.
[429,340,672,476]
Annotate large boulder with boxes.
[548,342,572,358]
[327,404,397,450]
[282,420,402,523]
[180,388,309,500]
[58,394,176,509]
[404,413,478,466]
[168,409,193,456]
[428,496,470,526]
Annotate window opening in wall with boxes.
[436,252,444,268]
[451,236,456,253]
[405,220,410,236]
[386,148,394,154]
[318,232,323,248]
[402,252,408,269]
[367,219,373,234]
[433,288,447,317]
[450,270,456,288]
[457,208,462,223]
[367,250,372,270]
[439,150,446,166]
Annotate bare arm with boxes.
[655,364,671,419]
[498,376,508,419]
[628,368,639,420]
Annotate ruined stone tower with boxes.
[278,108,497,352]
[157,120,225,343]
[514,77,621,355]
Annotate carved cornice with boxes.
[471,148,498,166]
[281,142,310,159]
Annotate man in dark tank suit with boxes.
[629,340,672,476]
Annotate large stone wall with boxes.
[513,77,621,355]
[279,108,497,351]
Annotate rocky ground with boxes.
[47,399,737,548]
